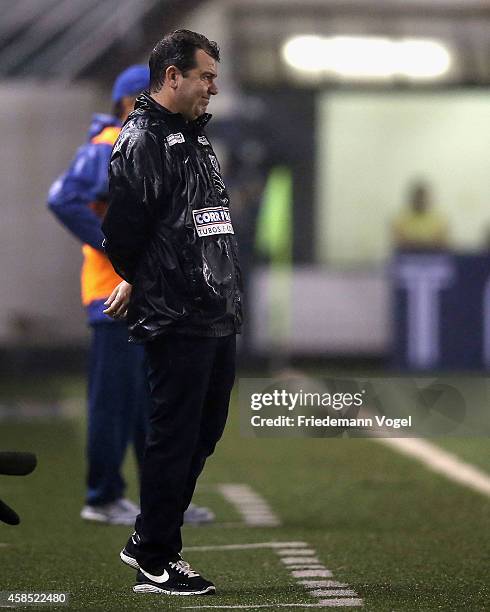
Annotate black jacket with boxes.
[102,93,242,342]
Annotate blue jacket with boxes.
[47,114,122,323]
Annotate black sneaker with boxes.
[120,532,140,570]
[133,558,215,595]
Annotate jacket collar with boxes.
[133,92,212,130]
[87,113,120,140]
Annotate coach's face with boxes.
[176,49,218,121]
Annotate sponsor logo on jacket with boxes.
[166,132,185,146]
[192,206,235,237]
[198,135,210,146]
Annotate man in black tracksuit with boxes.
[102,30,242,596]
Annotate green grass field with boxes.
[0,375,489,611]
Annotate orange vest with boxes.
[81,126,122,306]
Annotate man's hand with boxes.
[103,280,132,319]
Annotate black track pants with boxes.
[134,333,236,573]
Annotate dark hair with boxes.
[149,29,220,93]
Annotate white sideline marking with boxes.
[292,569,334,578]
[183,606,359,610]
[278,548,316,556]
[317,600,363,607]
[185,541,362,607]
[218,484,281,526]
[300,581,348,588]
[274,540,356,603]
[310,589,358,597]
[378,438,490,497]
[288,564,326,570]
[185,541,306,552]
[281,557,321,564]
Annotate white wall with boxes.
[251,267,389,355]
[0,83,100,345]
[316,91,490,265]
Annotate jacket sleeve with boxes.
[102,128,163,283]
[47,142,112,251]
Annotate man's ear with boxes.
[165,65,180,89]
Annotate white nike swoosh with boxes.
[140,568,170,584]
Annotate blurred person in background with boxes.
[103,30,242,596]
[225,141,267,360]
[47,65,214,527]
[392,180,449,250]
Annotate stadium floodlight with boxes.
[281,35,330,73]
[281,35,452,80]
[395,39,451,78]
[324,36,395,78]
